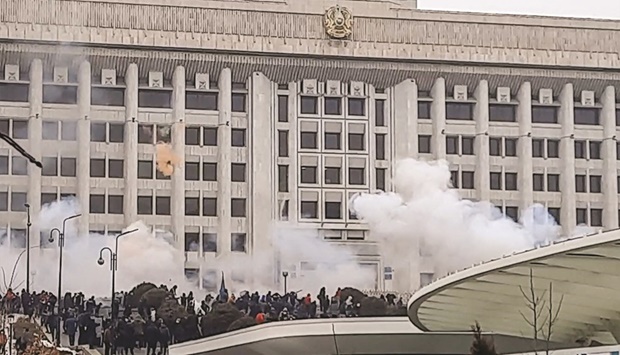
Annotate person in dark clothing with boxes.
[158,322,170,355]
[64,314,78,346]
[144,323,159,355]
[103,326,116,355]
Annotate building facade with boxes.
[0,0,619,292]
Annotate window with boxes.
[490,172,502,190]
[278,95,289,122]
[461,137,474,155]
[61,121,77,141]
[89,194,105,214]
[576,208,588,225]
[575,175,586,193]
[185,233,200,252]
[489,138,501,156]
[231,198,246,217]
[138,89,172,109]
[204,127,218,146]
[590,209,603,227]
[138,124,154,144]
[418,135,431,154]
[0,83,29,102]
[348,133,365,151]
[0,155,6,175]
[11,156,27,175]
[231,233,247,252]
[138,160,153,179]
[156,125,170,143]
[91,87,125,106]
[185,92,218,111]
[505,172,518,191]
[203,233,217,253]
[232,129,246,147]
[185,127,200,145]
[446,136,459,155]
[505,206,519,222]
[462,171,474,189]
[231,163,246,182]
[547,174,560,192]
[574,108,600,125]
[90,123,106,142]
[533,174,544,191]
[300,131,317,149]
[155,196,171,215]
[300,96,318,115]
[548,208,561,224]
[348,98,365,116]
[301,201,318,219]
[375,134,386,160]
[489,104,516,122]
[278,130,289,157]
[138,196,153,215]
[325,201,342,219]
[532,139,544,158]
[60,157,76,177]
[589,141,601,160]
[203,197,217,216]
[349,167,365,185]
[574,141,586,159]
[451,171,459,188]
[278,165,289,192]
[90,158,106,178]
[108,195,124,214]
[505,139,517,157]
[324,97,342,115]
[301,166,317,184]
[41,157,58,176]
[10,192,27,211]
[325,167,341,184]
[324,132,341,150]
[12,120,28,139]
[375,100,386,126]
[418,102,431,119]
[203,163,217,181]
[108,159,124,178]
[376,168,386,191]
[446,103,473,120]
[184,197,200,216]
[231,93,247,113]
[547,140,559,158]
[41,193,57,206]
[532,106,559,124]
[589,175,602,193]
[42,121,59,140]
[43,85,78,104]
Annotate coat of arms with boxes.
[324,5,353,39]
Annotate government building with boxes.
[0,0,619,292]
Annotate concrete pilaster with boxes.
[559,84,576,235]
[601,86,618,230]
[77,61,91,236]
[28,59,42,248]
[217,68,232,257]
[392,79,418,160]
[517,82,533,212]
[431,78,446,160]
[171,66,186,250]
[124,64,139,225]
[474,80,490,201]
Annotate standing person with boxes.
[103,325,116,355]
[144,322,159,355]
[0,329,7,355]
[157,321,170,355]
[64,313,78,346]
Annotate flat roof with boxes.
[408,229,620,345]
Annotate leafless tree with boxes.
[541,282,564,355]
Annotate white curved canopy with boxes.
[408,229,620,345]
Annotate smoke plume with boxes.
[156,142,181,177]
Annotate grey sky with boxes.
[417,0,620,20]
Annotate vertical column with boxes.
[559,84,576,235]
[431,78,446,160]
[171,66,186,250]
[601,86,618,230]
[474,80,490,201]
[517,82,533,212]
[217,68,232,258]
[77,61,91,236]
[28,59,42,249]
[392,79,418,160]
[124,64,139,225]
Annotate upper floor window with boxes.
[574,107,600,126]
[532,106,558,124]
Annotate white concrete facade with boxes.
[0,0,620,292]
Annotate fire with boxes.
[155,143,181,177]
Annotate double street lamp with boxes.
[98,228,139,321]
[48,213,81,346]
[25,203,31,293]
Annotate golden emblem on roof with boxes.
[324,5,353,39]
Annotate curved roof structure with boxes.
[408,229,620,345]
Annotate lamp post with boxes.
[48,213,81,346]
[282,271,289,294]
[24,203,31,293]
[7,314,14,355]
[97,228,139,321]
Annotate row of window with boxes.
[280,129,372,154]
[184,232,246,253]
[298,200,358,220]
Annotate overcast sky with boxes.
[417,0,620,20]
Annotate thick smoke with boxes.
[351,158,595,279]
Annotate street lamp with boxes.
[97,228,139,321]
[7,314,15,355]
[24,203,31,293]
[48,213,81,346]
[282,271,289,294]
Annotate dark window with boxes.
[278,95,289,122]
[446,103,473,120]
[232,129,246,147]
[231,233,247,252]
[156,125,170,143]
[203,162,217,181]
[462,171,475,189]
[548,208,561,224]
[300,131,317,149]
[185,127,200,145]
[204,127,218,146]
[231,163,246,182]
[0,155,7,175]
[324,132,341,150]
[576,208,588,225]
[376,168,386,191]
[43,85,78,104]
[461,137,475,155]
[231,93,246,112]
[505,172,518,191]
[90,123,107,142]
[138,89,172,108]
[10,192,27,212]
[12,120,28,139]
[42,121,59,140]
[61,121,77,141]
[348,98,366,116]
[547,174,560,192]
[185,91,218,110]
[203,233,217,253]
[185,162,199,181]
[349,167,365,185]
[41,193,57,206]
[184,232,200,252]
[138,124,154,144]
[490,172,502,190]
[503,206,519,222]
[137,196,153,215]
[185,197,200,216]
[418,135,431,154]
[489,104,516,122]
[489,137,501,156]
[109,123,124,143]
[446,136,459,155]
[617,109,620,126]
[41,157,58,176]
[324,97,342,115]
[278,165,289,192]
[451,171,459,188]
[418,101,431,119]
[0,83,29,102]
[533,174,544,191]
[590,175,602,193]
[278,130,289,157]
[155,196,171,215]
[231,198,246,217]
[375,100,386,126]
[300,201,318,219]
[203,197,217,216]
[547,140,560,158]
[89,194,105,214]
[348,133,365,151]
[376,134,386,160]
[11,156,27,175]
[590,209,603,227]
[60,157,76,177]
[505,139,517,157]
[10,229,26,248]
[301,166,317,184]
[90,158,106,178]
[300,96,318,114]
[325,201,342,219]
[574,108,600,125]
[589,141,601,160]
[138,160,153,179]
[575,175,587,193]
[91,87,125,106]
[108,195,124,214]
[325,167,341,184]
[532,106,558,124]
[574,141,586,159]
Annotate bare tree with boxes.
[541,282,564,355]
